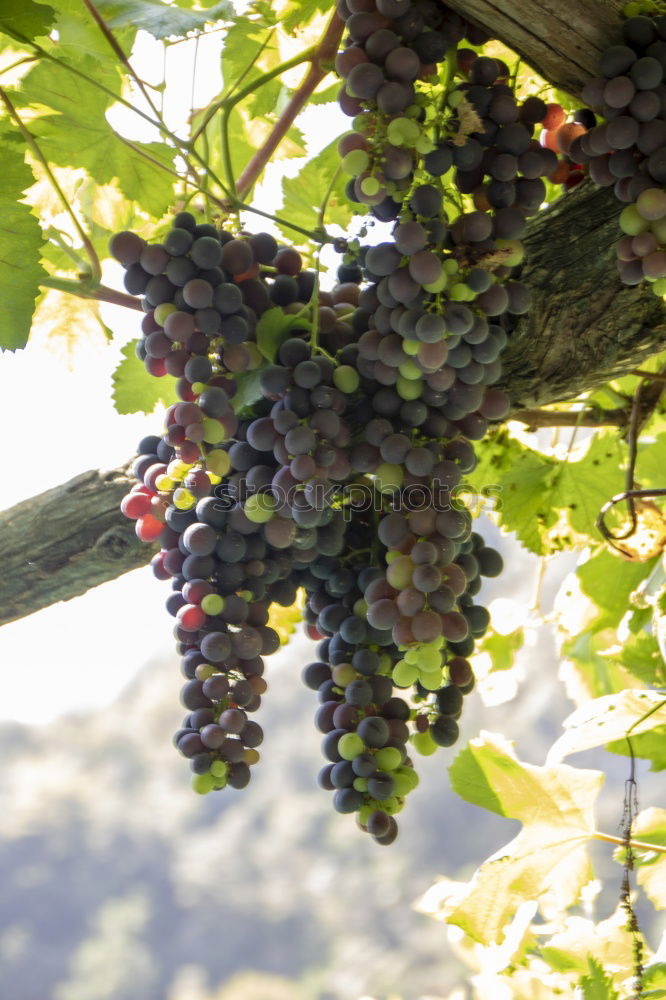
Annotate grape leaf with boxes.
[256,307,311,362]
[477,628,524,671]
[433,732,604,943]
[547,689,666,763]
[280,139,353,242]
[577,548,657,627]
[607,631,666,688]
[538,907,634,977]
[469,432,625,555]
[0,138,47,351]
[283,0,331,32]
[112,340,178,414]
[20,57,176,216]
[232,369,264,415]
[95,0,232,38]
[0,0,55,41]
[579,958,620,1000]
[606,725,666,771]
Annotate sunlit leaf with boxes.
[547,689,666,763]
[477,628,524,672]
[280,138,353,243]
[0,0,55,42]
[579,958,619,1000]
[255,307,310,362]
[425,733,604,943]
[0,136,47,350]
[112,339,178,413]
[95,0,232,38]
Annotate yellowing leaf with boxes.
[547,690,666,764]
[427,733,604,943]
[30,288,112,363]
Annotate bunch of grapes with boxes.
[109,0,600,841]
[571,6,666,290]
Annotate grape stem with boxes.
[593,831,666,855]
[234,10,345,201]
[0,87,102,286]
[81,0,164,122]
[41,276,144,311]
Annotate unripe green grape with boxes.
[353,777,368,792]
[392,660,419,686]
[448,91,464,108]
[375,747,402,771]
[402,340,419,356]
[420,669,444,691]
[444,259,459,275]
[333,365,360,392]
[451,283,476,301]
[361,176,381,196]
[650,217,666,242]
[192,773,215,793]
[339,733,365,760]
[404,648,420,664]
[375,462,404,492]
[244,493,276,523]
[342,149,370,176]
[652,276,666,295]
[411,730,438,756]
[155,474,175,492]
[620,204,650,236]
[391,772,413,797]
[399,765,419,788]
[370,796,401,814]
[353,598,368,617]
[422,273,448,293]
[154,302,177,326]
[332,662,356,686]
[173,488,196,510]
[201,594,225,615]
[398,360,422,380]
[396,375,422,399]
[201,417,226,443]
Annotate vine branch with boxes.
[234,10,345,201]
[511,407,629,428]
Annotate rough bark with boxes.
[500,182,666,406]
[446,0,623,99]
[0,467,147,627]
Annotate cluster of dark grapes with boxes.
[109,0,597,843]
[570,7,666,291]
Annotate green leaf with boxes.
[578,548,657,628]
[547,689,666,763]
[477,628,524,671]
[468,431,625,555]
[280,139,354,243]
[20,56,176,215]
[0,138,47,351]
[111,340,178,414]
[607,631,666,688]
[232,369,265,415]
[95,0,232,38]
[606,725,666,771]
[538,906,635,977]
[579,958,619,1000]
[0,0,55,41]
[255,307,311,362]
[644,963,666,992]
[282,0,330,32]
[439,732,603,943]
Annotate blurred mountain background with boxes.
[0,531,661,1000]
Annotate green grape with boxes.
[411,731,438,756]
[201,594,225,615]
[333,365,361,392]
[192,773,215,794]
[244,493,276,523]
[342,149,370,176]
[338,732,365,760]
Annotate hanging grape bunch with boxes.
[109,0,588,845]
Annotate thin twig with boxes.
[41,277,143,310]
[234,10,344,200]
[81,0,163,121]
[592,830,666,855]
